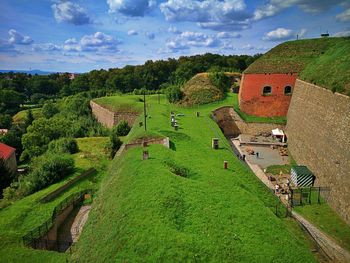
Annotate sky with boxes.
[0,0,349,73]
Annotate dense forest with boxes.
[0,53,260,200]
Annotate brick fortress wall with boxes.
[286,79,350,225]
[239,73,297,117]
[90,101,139,128]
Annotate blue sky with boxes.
[0,0,349,72]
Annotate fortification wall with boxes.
[286,79,350,225]
[90,101,139,128]
[212,106,285,136]
[239,73,296,117]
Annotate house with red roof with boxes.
[0,142,17,174]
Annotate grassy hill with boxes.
[0,137,110,262]
[92,95,144,113]
[72,94,317,262]
[181,73,224,106]
[244,37,350,95]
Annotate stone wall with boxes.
[90,101,139,128]
[212,106,285,136]
[286,79,350,225]
[239,73,296,117]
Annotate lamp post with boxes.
[143,90,147,131]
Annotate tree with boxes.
[115,120,131,136]
[208,72,231,92]
[0,158,15,198]
[166,85,183,103]
[0,114,12,128]
[42,101,59,118]
[48,137,79,154]
[109,131,122,158]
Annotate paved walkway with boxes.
[70,205,91,242]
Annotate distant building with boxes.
[0,142,17,174]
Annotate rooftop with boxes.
[0,142,16,160]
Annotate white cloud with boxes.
[64,32,122,52]
[166,31,221,52]
[168,26,182,34]
[263,28,294,41]
[107,0,156,16]
[33,43,61,52]
[52,1,92,25]
[8,29,33,45]
[160,0,252,31]
[254,0,344,20]
[217,32,241,39]
[334,31,350,37]
[336,8,350,22]
[127,30,138,36]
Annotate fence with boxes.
[267,201,291,218]
[290,187,330,207]
[23,189,95,250]
[40,168,96,203]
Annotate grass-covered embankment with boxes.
[73,94,316,262]
[0,137,110,262]
[93,95,144,113]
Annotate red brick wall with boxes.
[239,73,297,117]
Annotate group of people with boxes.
[275,179,290,194]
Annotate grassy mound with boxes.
[181,73,224,105]
[244,37,350,95]
[92,95,144,113]
[72,94,317,262]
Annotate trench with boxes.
[26,192,93,253]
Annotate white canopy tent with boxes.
[272,128,285,142]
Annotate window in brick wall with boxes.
[284,86,292,94]
[263,86,272,95]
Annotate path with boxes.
[70,205,91,242]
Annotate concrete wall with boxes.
[212,106,285,136]
[286,79,350,225]
[239,73,297,117]
[90,101,139,128]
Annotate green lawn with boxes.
[294,204,350,252]
[93,95,144,113]
[72,94,316,262]
[0,137,110,262]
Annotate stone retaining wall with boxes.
[212,106,285,136]
[286,79,350,225]
[90,101,139,128]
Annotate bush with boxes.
[166,85,183,103]
[109,132,122,158]
[208,72,231,92]
[25,153,75,193]
[0,114,12,128]
[115,120,131,136]
[42,101,59,118]
[0,158,16,198]
[48,137,79,154]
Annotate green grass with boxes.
[244,37,350,95]
[0,137,110,262]
[72,94,316,262]
[93,95,144,113]
[232,93,287,124]
[294,204,350,252]
[12,108,42,123]
[266,164,291,175]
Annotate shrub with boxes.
[208,72,231,92]
[48,137,79,154]
[25,153,75,193]
[0,158,16,198]
[0,114,12,128]
[109,132,122,158]
[42,101,59,118]
[166,85,183,103]
[115,120,131,136]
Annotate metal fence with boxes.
[268,202,290,218]
[290,187,330,207]
[22,189,95,250]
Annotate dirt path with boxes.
[70,205,91,242]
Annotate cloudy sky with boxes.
[0,0,349,72]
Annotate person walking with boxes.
[256,152,259,158]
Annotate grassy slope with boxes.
[294,204,350,251]
[12,108,42,123]
[0,137,110,262]
[244,37,350,95]
[181,73,224,106]
[73,94,316,262]
[299,38,350,95]
[93,95,143,113]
